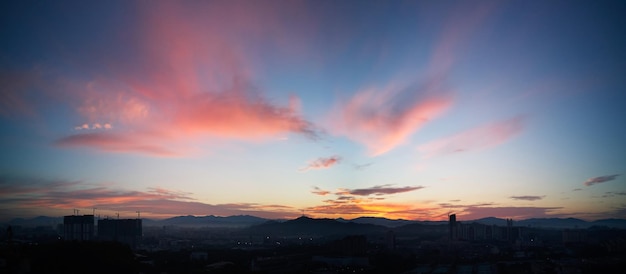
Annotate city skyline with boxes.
[1,1,625,222]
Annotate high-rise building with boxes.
[449,214,457,240]
[63,215,95,241]
[98,218,142,248]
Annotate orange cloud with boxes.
[311,186,331,196]
[306,202,442,220]
[418,116,526,158]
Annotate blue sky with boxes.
[1,0,625,221]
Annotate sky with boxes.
[1,0,625,222]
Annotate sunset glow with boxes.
[1,1,624,222]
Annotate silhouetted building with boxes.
[63,215,95,241]
[449,214,457,240]
[98,218,142,248]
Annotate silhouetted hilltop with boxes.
[340,216,416,227]
[5,215,626,229]
[516,217,588,229]
[157,214,267,227]
[248,216,387,237]
[7,216,62,226]
[591,218,626,229]
[470,217,508,226]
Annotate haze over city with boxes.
[1,0,625,222]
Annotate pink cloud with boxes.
[54,132,178,157]
[418,116,525,157]
[330,86,453,156]
[300,156,342,171]
[49,2,319,155]
[326,3,497,156]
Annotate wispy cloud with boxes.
[353,162,373,170]
[602,191,626,198]
[584,174,619,186]
[347,184,425,196]
[308,183,429,219]
[326,2,497,157]
[54,132,178,157]
[0,175,299,219]
[311,186,331,196]
[510,195,545,201]
[330,83,453,156]
[0,2,320,156]
[306,202,440,220]
[418,116,525,158]
[300,156,341,171]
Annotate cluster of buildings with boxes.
[62,214,142,248]
[449,214,521,242]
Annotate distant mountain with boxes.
[469,217,507,226]
[590,219,626,229]
[8,216,62,227]
[516,218,589,229]
[248,216,387,237]
[340,217,417,227]
[5,215,626,230]
[465,217,626,229]
[393,222,448,239]
[158,215,268,227]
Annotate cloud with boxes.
[54,132,178,157]
[330,84,453,156]
[325,2,498,157]
[4,2,318,156]
[305,202,440,220]
[510,195,545,201]
[308,183,430,219]
[346,184,425,196]
[584,174,619,186]
[353,162,373,170]
[602,191,626,198]
[0,175,299,220]
[74,123,113,131]
[300,156,341,171]
[418,116,525,158]
[311,186,331,196]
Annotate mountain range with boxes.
[4,215,626,229]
